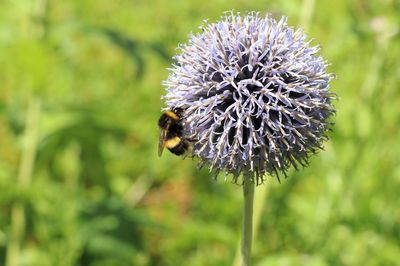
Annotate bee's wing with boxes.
[158,129,167,157]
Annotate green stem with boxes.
[241,177,255,266]
[5,97,41,266]
[233,182,269,266]
[6,2,46,265]
[300,0,315,31]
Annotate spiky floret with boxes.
[162,12,336,184]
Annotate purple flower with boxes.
[162,12,336,184]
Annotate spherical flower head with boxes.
[162,12,336,184]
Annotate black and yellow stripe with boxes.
[165,136,188,155]
[158,108,190,156]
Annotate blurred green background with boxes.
[0,0,399,265]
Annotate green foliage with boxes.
[1,0,399,265]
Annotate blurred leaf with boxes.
[84,26,171,79]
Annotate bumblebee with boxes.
[158,108,190,156]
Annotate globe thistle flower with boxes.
[162,12,336,184]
